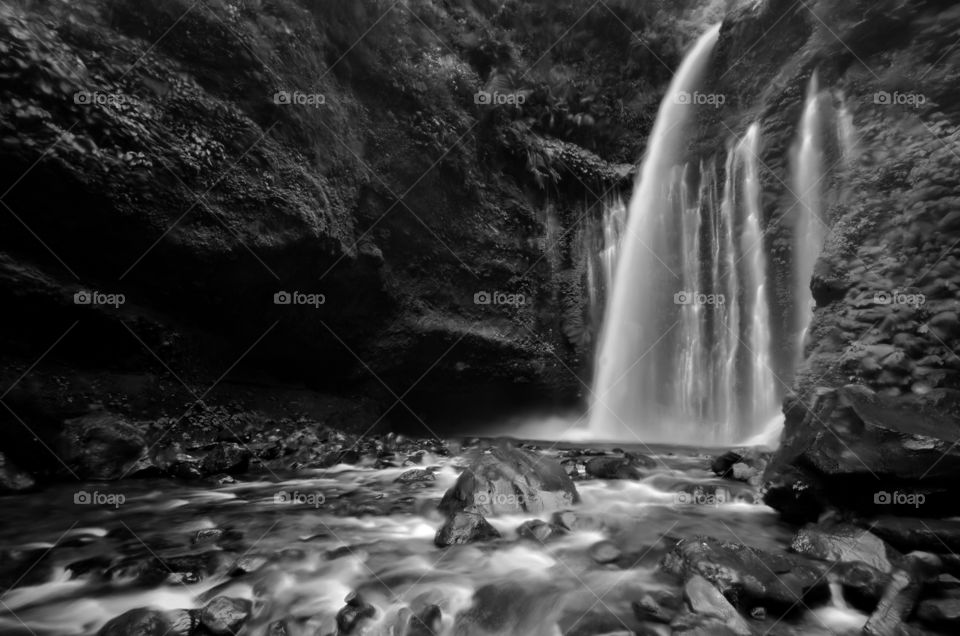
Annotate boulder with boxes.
[866,516,960,554]
[631,591,681,624]
[834,561,890,611]
[584,455,644,479]
[790,523,898,572]
[395,468,436,484]
[662,536,830,614]
[763,386,960,520]
[199,596,251,635]
[435,508,501,547]
[917,597,960,630]
[201,443,251,475]
[438,446,578,516]
[97,608,172,636]
[336,591,377,634]
[681,575,752,636]
[405,604,442,636]
[516,519,565,543]
[588,541,622,564]
[58,412,148,480]
[710,452,743,478]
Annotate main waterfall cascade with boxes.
[588,26,845,445]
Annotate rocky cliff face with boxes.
[1,0,703,449]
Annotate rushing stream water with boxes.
[0,442,868,636]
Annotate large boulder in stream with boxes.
[661,536,831,614]
[98,608,196,636]
[763,386,960,521]
[439,446,578,516]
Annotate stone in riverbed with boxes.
[516,519,565,543]
[201,443,251,475]
[200,596,251,635]
[438,445,578,516]
[589,540,622,564]
[395,467,436,484]
[97,608,172,636]
[662,536,830,614]
[631,591,681,624]
[680,574,752,636]
[710,452,743,478]
[405,604,442,636]
[435,508,501,547]
[790,523,898,572]
[584,455,644,479]
[336,591,377,634]
[917,597,960,629]
[834,561,890,611]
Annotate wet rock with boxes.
[589,541,622,564]
[165,609,201,636]
[438,445,578,516]
[405,604,441,636]
[790,523,897,572]
[229,555,268,576]
[764,386,960,519]
[681,574,751,636]
[584,456,644,480]
[516,519,565,543]
[917,597,960,630]
[834,561,890,611]
[867,516,960,554]
[58,413,148,480]
[200,596,251,635]
[336,591,377,634]
[193,527,243,546]
[863,569,920,636]
[453,581,565,635]
[395,468,436,484]
[435,508,501,547]
[631,591,680,624]
[710,452,743,478]
[662,536,830,613]
[201,443,251,475]
[0,451,35,492]
[97,608,172,636]
[267,620,289,635]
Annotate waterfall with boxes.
[737,123,778,428]
[792,73,826,360]
[590,25,736,443]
